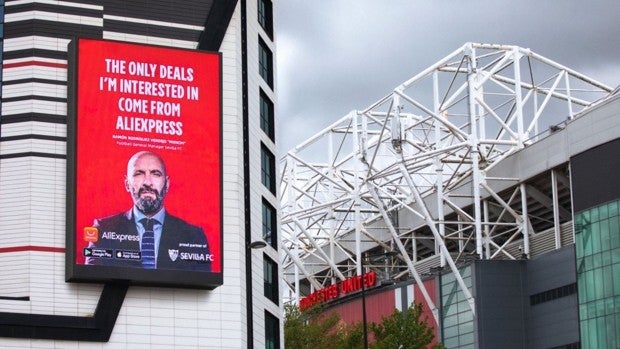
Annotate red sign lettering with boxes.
[300,271,377,310]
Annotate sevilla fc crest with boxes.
[168,249,179,261]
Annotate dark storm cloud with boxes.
[275,0,620,153]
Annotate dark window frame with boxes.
[530,283,577,305]
[257,0,273,39]
[262,197,277,249]
[258,37,273,88]
[263,254,279,304]
[260,143,276,194]
[259,89,275,140]
[265,310,280,349]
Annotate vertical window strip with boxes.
[261,144,275,193]
[262,198,277,249]
[259,38,273,87]
[257,0,273,37]
[265,310,280,349]
[260,89,275,140]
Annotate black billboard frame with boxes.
[65,38,224,290]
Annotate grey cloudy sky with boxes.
[274,0,620,154]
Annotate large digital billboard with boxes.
[66,38,222,289]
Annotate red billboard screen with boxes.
[66,38,222,289]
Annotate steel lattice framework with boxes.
[279,43,613,323]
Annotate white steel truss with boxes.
[279,43,613,322]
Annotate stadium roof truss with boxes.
[279,43,613,323]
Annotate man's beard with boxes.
[132,184,166,214]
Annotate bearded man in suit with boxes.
[85,151,211,271]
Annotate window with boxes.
[259,38,273,88]
[441,266,474,348]
[574,200,620,348]
[264,254,279,304]
[261,143,276,194]
[265,310,280,349]
[257,0,273,38]
[260,89,275,140]
[549,343,580,349]
[262,198,277,249]
[530,283,577,305]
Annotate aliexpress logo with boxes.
[83,227,99,242]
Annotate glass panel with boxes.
[610,217,620,249]
[261,145,275,192]
[579,304,587,320]
[600,204,609,220]
[597,316,607,347]
[601,219,611,251]
[593,254,602,269]
[586,269,595,302]
[257,0,266,28]
[461,266,471,278]
[610,201,619,217]
[460,320,474,334]
[608,316,618,349]
[444,314,458,327]
[583,226,593,256]
[575,214,584,229]
[594,269,604,299]
[259,90,275,140]
[441,266,474,348]
[592,207,600,222]
[444,337,458,348]
[605,297,615,316]
[576,201,620,348]
[614,263,620,293]
[256,0,273,36]
[578,279,587,303]
[603,265,614,298]
[592,222,601,253]
[258,39,273,87]
[460,331,474,345]
[616,312,620,348]
[576,240,584,259]
[443,302,457,316]
[585,301,596,319]
[442,272,455,284]
[602,251,612,267]
[262,199,277,249]
[457,301,470,313]
[582,209,591,223]
[582,255,590,272]
[612,249,620,264]
[264,311,280,349]
[588,319,598,348]
[580,320,588,346]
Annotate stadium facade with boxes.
[0,0,281,348]
[280,43,619,348]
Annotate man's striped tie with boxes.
[140,218,156,269]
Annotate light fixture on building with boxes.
[250,240,268,249]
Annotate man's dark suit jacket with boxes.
[85,210,211,271]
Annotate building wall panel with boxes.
[473,261,526,349]
[526,247,580,348]
[101,0,213,26]
[571,137,620,212]
[326,288,396,325]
